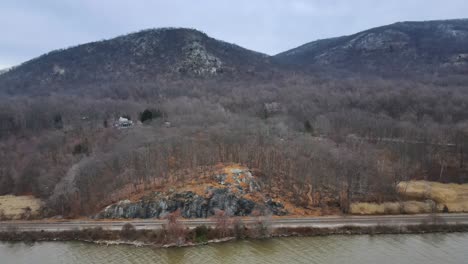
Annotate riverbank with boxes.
[2,221,468,248]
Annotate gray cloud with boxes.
[1,0,468,67]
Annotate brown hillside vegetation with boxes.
[0,22,468,219]
[96,163,331,219]
[0,77,466,218]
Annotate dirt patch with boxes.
[0,195,43,220]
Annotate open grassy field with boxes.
[350,201,435,215]
[351,181,468,215]
[398,181,468,213]
[0,195,43,220]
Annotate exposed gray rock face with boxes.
[176,41,222,75]
[97,166,288,219]
[97,188,286,219]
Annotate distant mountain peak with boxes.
[0,27,274,95]
[275,18,468,75]
[112,27,224,75]
[2,19,468,96]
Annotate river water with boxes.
[1,233,467,264]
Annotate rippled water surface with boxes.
[1,233,468,264]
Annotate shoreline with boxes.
[1,222,468,248]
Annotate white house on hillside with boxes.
[115,117,133,128]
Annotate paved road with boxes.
[1,214,468,232]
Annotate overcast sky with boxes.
[1,0,468,68]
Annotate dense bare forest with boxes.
[0,75,467,217]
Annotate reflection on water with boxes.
[1,233,467,264]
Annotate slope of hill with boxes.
[3,19,468,97]
[0,28,275,96]
[275,19,468,75]
[1,19,468,220]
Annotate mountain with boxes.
[0,68,9,75]
[0,28,274,95]
[3,19,468,97]
[275,19,468,76]
[1,19,468,221]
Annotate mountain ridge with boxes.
[274,18,468,75]
[2,18,468,96]
[0,27,276,96]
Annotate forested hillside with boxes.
[275,19,468,76]
[0,20,467,218]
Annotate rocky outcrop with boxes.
[176,41,223,75]
[97,188,287,219]
[97,166,288,219]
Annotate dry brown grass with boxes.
[397,181,459,203]
[352,181,468,215]
[0,195,43,220]
[443,202,468,212]
[397,181,468,213]
[350,201,435,215]
[350,202,398,215]
[401,201,434,214]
